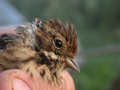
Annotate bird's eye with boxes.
[54,39,62,48]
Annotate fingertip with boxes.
[0,70,33,90]
[13,79,31,90]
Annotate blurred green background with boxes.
[4,0,120,90]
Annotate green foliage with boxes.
[73,53,120,90]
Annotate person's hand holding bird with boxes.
[0,18,79,90]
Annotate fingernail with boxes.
[13,79,31,90]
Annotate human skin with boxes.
[0,27,75,90]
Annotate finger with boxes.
[0,69,34,90]
[13,79,30,90]
[0,25,26,35]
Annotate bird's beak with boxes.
[65,58,80,72]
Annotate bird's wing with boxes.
[0,33,17,50]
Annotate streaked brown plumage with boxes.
[0,18,79,84]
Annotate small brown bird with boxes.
[0,18,79,84]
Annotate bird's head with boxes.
[32,18,80,74]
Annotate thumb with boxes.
[0,69,33,90]
[13,79,30,90]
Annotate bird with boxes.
[0,18,79,85]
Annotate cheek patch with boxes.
[43,51,58,60]
[48,52,58,60]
